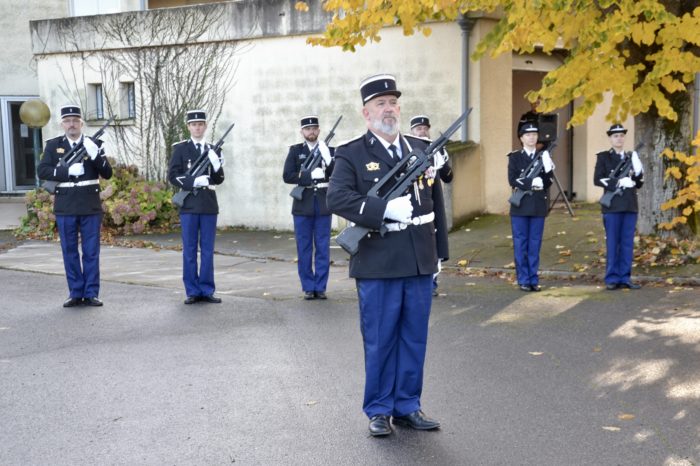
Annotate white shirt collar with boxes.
[371,132,402,158]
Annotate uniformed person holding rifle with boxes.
[282,116,335,300]
[593,124,644,290]
[168,110,225,304]
[38,104,113,307]
[327,74,448,437]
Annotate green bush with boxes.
[16,162,179,238]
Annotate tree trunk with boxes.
[634,91,693,236]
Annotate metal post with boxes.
[32,127,42,188]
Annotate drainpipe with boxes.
[694,73,700,139]
[458,15,475,142]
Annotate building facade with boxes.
[27,0,631,229]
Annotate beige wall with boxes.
[33,22,464,229]
[0,0,67,96]
[471,18,513,215]
[218,23,463,229]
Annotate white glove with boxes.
[531,177,543,189]
[83,137,99,160]
[631,151,643,176]
[193,175,210,187]
[207,150,222,171]
[68,163,84,177]
[433,150,447,170]
[311,167,325,180]
[541,150,554,173]
[617,177,635,189]
[384,194,413,223]
[318,140,332,165]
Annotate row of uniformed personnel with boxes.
[507,119,644,292]
[38,73,644,438]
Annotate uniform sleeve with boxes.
[38,142,70,182]
[206,147,224,185]
[89,139,112,180]
[323,146,336,179]
[508,154,533,191]
[327,148,387,230]
[168,145,195,191]
[594,153,616,192]
[432,176,449,261]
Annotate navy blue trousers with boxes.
[510,215,545,286]
[180,213,217,298]
[603,212,637,285]
[56,213,102,299]
[293,198,331,293]
[356,275,433,418]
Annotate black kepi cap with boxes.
[360,74,401,105]
[60,105,81,119]
[300,115,319,128]
[186,109,207,123]
[410,115,430,129]
[606,123,627,136]
[518,121,538,136]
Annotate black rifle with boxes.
[508,141,557,208]
[172,122,235,208]
[289,115,343,201]
[599,136,646,208]
[335,108,471,256]
[41,116,115,194]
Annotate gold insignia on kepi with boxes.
[366,162,380,171]
[56,148,65,154]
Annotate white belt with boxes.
[307,182,329,189]
[194,185,216,191]
[384,212,435,232]
[57,179,100,188]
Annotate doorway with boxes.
[512,70,574,201]
[1,98,42,192]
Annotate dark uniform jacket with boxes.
[168,140,225,214]
[38,135,112,216]
[507,149,553,217]
[593,149,644,213]
[282,142,335,216]
[328,131,449,279]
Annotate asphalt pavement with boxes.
[0,207,699,465]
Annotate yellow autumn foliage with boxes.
[297,1,700,127]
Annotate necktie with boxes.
[72,142,77,150]
[388,144,399,159]
[196,143,202,154]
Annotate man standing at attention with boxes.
[283,116,334,300]
[38,104,112,308]
[168,110,225,304]
[327,74,448,437]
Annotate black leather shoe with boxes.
[63,298,82,308]
[619,282,641,290]
[530,285,542,292]
[315,291,327,300]
[519,285,531,292]
[605,283,619,291]
[184,296,199,305]
[201,295,222,303]
[83,297,103,306]
[392,410,441,430]
[304,291,315,300]
[432,288,439,297]
[368,415,392,437]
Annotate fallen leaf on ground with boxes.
[618,413,635,421]
[602,426,621,432]
[528,352,544,356]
